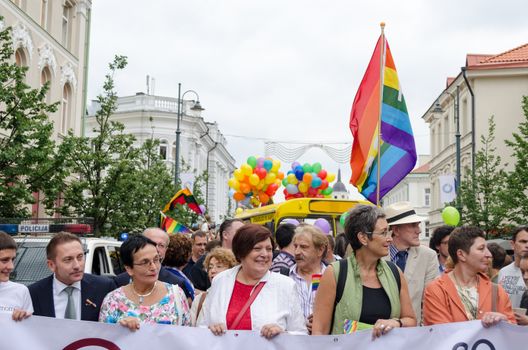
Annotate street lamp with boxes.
[174,83,205,187]
[433,86,461,212]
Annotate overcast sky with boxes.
[87,0,528,198]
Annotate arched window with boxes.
[159,140,168,160]
[15,48,27,67]
[61,83,72,133]
[40,66,52,103]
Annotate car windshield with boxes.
[12,241,52,286]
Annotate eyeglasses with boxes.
[440,241,449,245]
[133,257,161,268]
[364,230,391,238]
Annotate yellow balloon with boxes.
[264,173,276,184]
[256,179,265,190]
[241,163,253,176]
[249,173,260,186]
[235,207,243,214]
[271,159,281,172]
[326,173,336,183]
[298,182,308,193]
[287,173,298,185]
[228,177,240,191]
[234,169,245,181]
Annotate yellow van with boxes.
[234,198,371,235]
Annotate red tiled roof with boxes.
[446,77,456,88]
[466,43,528,69]
[412,163,430,173]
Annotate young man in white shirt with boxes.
[499,226,528,308]
[0,231,33,321]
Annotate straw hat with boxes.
[385,201,423,226]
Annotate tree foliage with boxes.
[55,56,138,235]
[458,116,508,236]
[503,96,528,225]
[0,22,60,217]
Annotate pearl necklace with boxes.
[131,281,157,304]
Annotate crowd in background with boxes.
[1,200,527,341]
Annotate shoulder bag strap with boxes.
[195,291,207,322]
[386,260,401,292]
[330,258,348,333]
[231,281,266,329]
[491,282,497,313]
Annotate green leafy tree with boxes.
[109,138,176,234]
[503,96,528,225]
[0,22,60,217]
[458,116,508,236]
[56,56,138,235]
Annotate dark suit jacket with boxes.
[28,273,116,322]
[113,266,192,299]
[188,255,210,291]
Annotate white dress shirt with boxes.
[52,276,81,320]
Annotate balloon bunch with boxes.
[228,156,284,207]
[282,162,336,200]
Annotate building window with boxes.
[40,0,50,28]
[40,66,52,103]
[424,188,431,206]
[61,83,72,134]
[15,48,27,67]
[172,141,176,161]
[159,140,168,160]
[425,221,430,238]
[62,1,73,49]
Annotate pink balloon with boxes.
[199,204,206,214]
[313,218,331,235]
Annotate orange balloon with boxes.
[233,192,245,201]
[303,173,313,184]
[259,192,270,204]
[240,182,250,194]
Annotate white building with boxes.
[421,43,528,230]
[86,93,236,223]
[1,0,91,217]
[383,155,431,240]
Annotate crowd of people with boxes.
[1,200,527,341]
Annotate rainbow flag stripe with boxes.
[349,34,417,203]
[160,216,190,234]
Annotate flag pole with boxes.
[376,22,386,207]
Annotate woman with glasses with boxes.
[312,205,416,337]
[99,235,190,330]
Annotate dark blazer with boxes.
[113,266,192,299]
[188,255,210,291]
[28,273,116,322]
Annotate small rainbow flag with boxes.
[343,319,358,334]
[160,215,190,234]
[311,273,322,292]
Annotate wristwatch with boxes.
[392,318,403,327]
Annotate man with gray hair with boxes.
[113,228,192,299]
[384,201,439,324]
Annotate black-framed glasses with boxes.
[133,256,161,268]
[363,229,391,238]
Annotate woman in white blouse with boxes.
[199,224,307,338]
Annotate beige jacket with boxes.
[385,245,439,324]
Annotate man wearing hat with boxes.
[385,201,439,324]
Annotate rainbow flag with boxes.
[349,32,417,203]
[311,273,322,291]
[162,188,203,215]
[160,215,190,234]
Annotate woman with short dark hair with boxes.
[99,235,190,330]
[423,226,516,326]
[199,224,307,338]
[312,205,416,337]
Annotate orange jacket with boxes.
[423,272,516,325]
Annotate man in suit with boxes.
[28,232,116,321]
[385,201,439,324]
[113,228,192,299]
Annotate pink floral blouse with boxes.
[99,283,190,326]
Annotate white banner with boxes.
[439,174,456,204]
[0,312,525,349]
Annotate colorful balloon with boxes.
[442,206,460,226]
[312,162,322,173]
[339,211,349,227]
[247,156,257,169]
[313,218,331,235]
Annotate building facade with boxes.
[383,155,431,240]
[86,93,236,224]
[1,0,92,217]
[422,43,528,230]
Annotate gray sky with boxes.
[87,0,528,198]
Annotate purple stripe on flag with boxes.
[381,121,416,155]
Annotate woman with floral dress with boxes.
[99,235,190,330]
